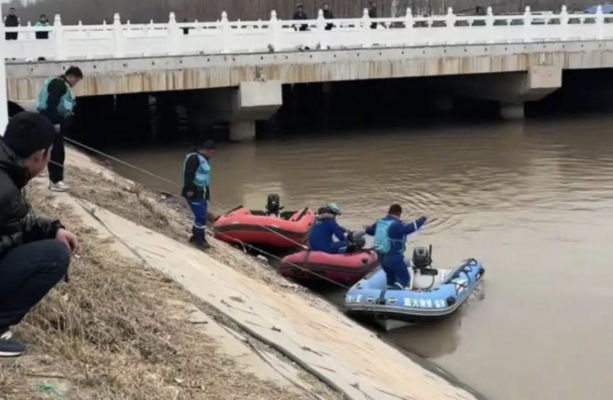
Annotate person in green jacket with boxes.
[35,14,50,40]
[36,66,83,193]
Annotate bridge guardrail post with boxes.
[53,14,65,60]
[445,8,457,45]
[362,8,372,48]
[220,11,230,54]
[596,6,604,40]
[404,8,414,46]
[317,9,327,50]
[485,7,494,44]
[25,22,33,41]
[560,6,569,41]
[523,6,533,43]
[168,12,181,56]
[112,13,125,58]
[269,11,280,52]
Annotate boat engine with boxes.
[348,231,366,250]
[412,245,437,276]
[266,194,282,216]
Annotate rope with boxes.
[62,136,310,251]
[46,138,352,290]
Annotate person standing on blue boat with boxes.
[309,203,351,254]
[365,204,427,289]
[182,141,216,250]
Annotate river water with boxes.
[109,115,613,400]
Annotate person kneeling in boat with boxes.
[309,203,353,254]
[182,141,216,250]
[365,204,427,290]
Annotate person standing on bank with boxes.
[37,66,83,192]
[4,7,20,41]
[0,112,79,357]
[182,141,216,250]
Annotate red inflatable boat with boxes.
[214,207,315,250]
[279,250,379,285]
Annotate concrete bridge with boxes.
[2,6,613,140]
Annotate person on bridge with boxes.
[368,1,378,29]
[35,15,50,40]
[0,112,79,358]
[37,66,83,193]
[323,3,334,30]
[182,141,216,250]
[309,203,352,254]
[365,204,427,290]
[4,7,20,41]
[293,4,309,31]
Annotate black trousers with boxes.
[49,132,65,183]
[0,240,70,330]
[5,32,17,40]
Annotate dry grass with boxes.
[65,164,315,296]
[0,186,336,400]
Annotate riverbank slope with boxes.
[1,147,480,400]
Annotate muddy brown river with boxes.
[109,115,613,400]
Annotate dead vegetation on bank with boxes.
[65,159,316,294]
[0,155,341,399]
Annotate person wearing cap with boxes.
[182,141,216,250]
[293,4,309,31]
[308,203,351,254]
[0,112,79,358]
[37,66,83,193]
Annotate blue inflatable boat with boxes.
[345,246,484,328]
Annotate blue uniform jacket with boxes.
[365,215,427,259]
[309,214,347,253]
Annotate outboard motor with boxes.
[412,245,437,276]
[265,194,282,216]
[348,231,366,249]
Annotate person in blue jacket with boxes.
[309,203,350,254]
[365,204,427,289]
[182,141,216,250]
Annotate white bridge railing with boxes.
[4,6,613,62]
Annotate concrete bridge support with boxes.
[186,81,282,142]
[452,65,563,120]
[228,81,282,142]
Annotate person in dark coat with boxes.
[368,1,378,29]
[323,3,334,30]
[293,4,309,31]
[4,8,20,40]
[0,112,78,358]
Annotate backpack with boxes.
[373,218,394,254]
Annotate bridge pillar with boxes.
[229,81,282,142]
[499,102,524,120]
[451,65,562,120]
[229,121,257,142]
